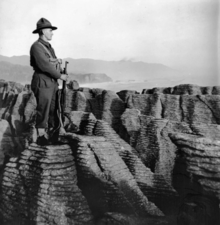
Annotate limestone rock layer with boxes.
[1,82,220,224]
[0,144,93,225]
[65,133,164,217]
[170,133,220,200]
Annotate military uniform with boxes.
[30,18,62,130]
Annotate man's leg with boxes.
[35,86,55,145]
[35,86,55,129]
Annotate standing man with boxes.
[30,18,68,144]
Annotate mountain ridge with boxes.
[0,61,113,85]
[0,54,185,82]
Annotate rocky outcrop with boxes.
[0,82,17,119]
[65,88,125,132]
[0,144,93,225]
[9,91,36,134]
[93,120,179,214]
[141,84,220,95]
[119,109,191,180]
[65,133,163,217]
[170,133,220,199]
[0,131,166,224]
[67,80,80,90]
[117,84,220,224]
[170,133,220,225]
[64,111,97,135]
[0,120,14,168]
[69,73,112,84]
[1,82,220,224]
[116,90,139,102]
[118,84,220,126]
[0,120,23,169]
[124,93,220,124]
[0,80,37,148]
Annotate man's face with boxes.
[42,28,53,41]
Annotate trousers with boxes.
[31,72,59,129]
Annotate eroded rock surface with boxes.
[65,133,163,217]
[117,84,220,224]
[94,120,179,214]
[64,111,97,135]
[141,84,220,95]
[170,133,220,199]
[170,133,220,225]
[0,119,23,168]
[0,144,93,225]
[0,83,220,224]
[65,88,125,132]
[125,93,220,124]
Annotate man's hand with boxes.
[60,74,68,81]
[57,58,62,64]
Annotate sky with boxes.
[0,0,219,84]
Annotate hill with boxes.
[0,55,186,82]
[0,61,112,84]
[0,55,29,66]
[0,61,33,84]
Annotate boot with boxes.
[36,128,50,146]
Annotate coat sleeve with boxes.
[30,43,61,79]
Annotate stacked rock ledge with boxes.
[1,81,220,224]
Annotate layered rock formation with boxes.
[64,132,163,217]
[170,133,220,225]
[65,87,125,132]
[1,144,93,225]
[170,133,220,200]
[117,84,220,224]
[141,84,220,95]
[123,90,220,124]
[0,81,220,225]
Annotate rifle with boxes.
[61,61,69,122]
[56,61,69,135]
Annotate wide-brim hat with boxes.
[32,18,57,34]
